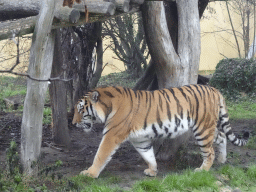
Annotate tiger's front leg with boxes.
[80,134,122,178]
[131,140,158,177]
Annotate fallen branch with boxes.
[0,69,73,82]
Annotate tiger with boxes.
[72,84,249,178]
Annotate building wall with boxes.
[200,1,255,71]
[103,1,256,75]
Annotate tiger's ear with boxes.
[90,91,99,103]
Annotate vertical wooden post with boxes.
[21,0,56,174]
[49,29,71,148]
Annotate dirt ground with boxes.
[0,112,256,190]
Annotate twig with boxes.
[0,120,15,132]
[0,70,73,82]
[44,142,64,152]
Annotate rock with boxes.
[232,188,242,192]
[4,95,24,110]
[220,186,232,192]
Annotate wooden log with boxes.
[0,0,40,21]
[115,0,130,12]
[131,0,144,4]
[54,6,80,23]
[21,0,56,175]
[0,5,141,41]
[73,2,116,15]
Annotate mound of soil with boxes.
[0,112,255,189]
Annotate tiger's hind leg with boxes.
[214,130,227,164]
[195,146,215,171]
[131,140,157,176]
[195,129,215,171]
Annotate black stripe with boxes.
[126,88,133,101]
[225,129,233,137]
[136,144,152,151]
[159,93,163,111]
[104,91,114,98]
[183,85,193,96]
[189,87,200,128]
[198,140,212,148]
[196,133,211,141]
[123,87,129,96]
[174,115,180,132]
[221,113,228,118]
[178,87,188,101]
[169,88,183,119]
[89,104,95,117]
[114,87,122,94]
[194,85,202,99]
[103,128,111,136]
[152,124,158,137]
[164,126,169,134]
[156,107,163,128]
[143,92,152,129]
[198,85,206,97]
[166,101,172,121]
[162,89,171,102]
[187,110,191,127]
[222,121,230,129]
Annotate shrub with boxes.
[210,58,256,98]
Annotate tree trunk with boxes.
[89,24,104,90]
[72,23,102,104]
[21,0,55,174]
[141,1,201,160]
[49,29,71,148]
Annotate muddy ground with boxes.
[0,112,256,190]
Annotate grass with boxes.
[133,170,218,192]
[226,99,256,120]
[98,71,140,88]
[0,76,27,111]
[43,107,52,125]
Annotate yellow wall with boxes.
[200,1,255,71]
[103,1,256,74]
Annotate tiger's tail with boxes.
[219,94,249,146]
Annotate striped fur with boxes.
[72,85,249,178]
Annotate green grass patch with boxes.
[43,107,52,125]
[226,99,256,120]
[218,164,256,190]
[0,76,27,111]
[64,175,121,192]
[98,71,139,88]
[247,135,256,150]
[133,170,218,192]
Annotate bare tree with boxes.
[219,0,256,58]
[137,0,209,160]
[103,13,149,77]
[63,22,103,110]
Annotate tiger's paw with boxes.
[80,169,99,178]
[194,167,203,172]
[217,155,226,164]
[144,168,157,177]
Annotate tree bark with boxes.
[141,1,201,160]
[49,29,71,148]
[21,0,56,174]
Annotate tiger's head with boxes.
[72,91,102,132]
